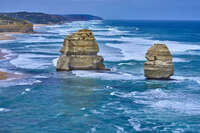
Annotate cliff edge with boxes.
[0,12,103,24]
[0,15,33,33]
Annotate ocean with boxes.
[0,20,200,132]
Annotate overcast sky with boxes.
[1,0,200,20]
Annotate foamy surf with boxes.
[111,88,200,115]
[52,58,59,67]
[0,48,15,60]
[0,108,10,112]
[1,20,200,132]
[0,79,42,88]
[172,76,200,84]
[106,37,200,62]
[72,70,143,81]
[10,54,54,69]
[93,27,130,36]
[18,36,63,43]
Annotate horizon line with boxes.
[0,11,200,21]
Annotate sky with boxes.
[1,0,200,20]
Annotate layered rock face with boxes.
[144,44,174,79]
[0,15,33,33]
[56,29,107,71]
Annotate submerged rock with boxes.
[56,29,108,71]
[144,44,174,79]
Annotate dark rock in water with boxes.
[0,15,33,33]
[144,44,174,79]
[56,29,108,71]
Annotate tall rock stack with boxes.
[144,44,174,79]
[56,29,107,71]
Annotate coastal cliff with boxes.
[0,15,33,33]
[144,44,174,79]
[56,29,107,71]
[0,12,103,24]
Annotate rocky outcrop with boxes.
[144,44,174,79]
[56,29,107,71]
[0,15,33,33]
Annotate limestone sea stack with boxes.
[144,44,174,79]
[56,29,107,71]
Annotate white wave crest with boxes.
[111,88,200,115]
[172,76,200,84]
[106,37,200,61]
[52,58,59,67]
[72,71,142,81]
[10,54,53,69]
[0,108,10,112]
[18,36,63,43]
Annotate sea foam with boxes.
[106,37,200,62]
[72,70,138,81]
[10,54,53,69]
[0,108,10,112]
[18,36,63,43]
[111,88,200,115]
[52,58,59,67]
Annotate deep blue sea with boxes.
[1,20,200,133]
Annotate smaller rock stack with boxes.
[144,44,174,79]
[56,29,107,71]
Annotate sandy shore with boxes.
[0,71,8,80]
[0,69,21,81]
[0,26,48,80]
[0,36,20,80]
[34,24,49,27]
[0,24,50,41]
[0,33,16,40]
[0,49,22,80]
[0,25,47,80]
[0,50,13,80]
[33,24,49,30]
[0,71,20,80]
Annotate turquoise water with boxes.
[0,20,200,132]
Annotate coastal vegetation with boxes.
[0,12,103,33]
[0,12,103,24]
[0,15,33,33]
